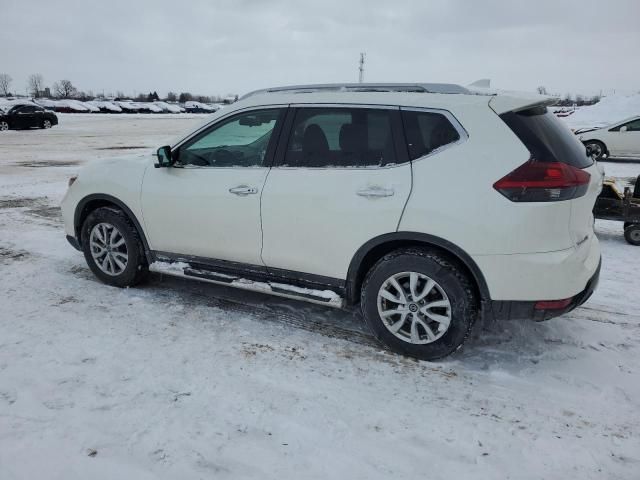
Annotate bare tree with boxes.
[0,73,12,96]
[53,79,77,98]
[27,73,44,97]
[536,86,548,95]
[166,91,177,102]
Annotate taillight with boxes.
[493,159,590,202]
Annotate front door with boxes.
[141,107,285,265]
[260,106,412,280]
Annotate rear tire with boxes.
[360,248,478,361]
[0,121,9,131]
[81,207,149,287]
[624,224,640,246]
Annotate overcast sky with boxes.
[1,0,638,98]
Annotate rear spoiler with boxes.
[489,93,557,115]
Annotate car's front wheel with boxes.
[81,207,149,287]
[584,140,606,161]
[42,119,52,129]
[360,248,477,360]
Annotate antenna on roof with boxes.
[358,53,366,83]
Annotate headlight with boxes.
[68,175,78,187]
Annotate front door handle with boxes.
[357,186,394,198]
[229,185,258,196]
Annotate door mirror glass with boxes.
[155,145,173,168]
[620,126,628,133]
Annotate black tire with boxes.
[81,207,149,287]
[584,140,607,161]
[42,119,52,129]
[624,224,640,246]
[360,248,478,361]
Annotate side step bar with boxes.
[150,262,345,308]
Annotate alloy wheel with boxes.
[89,222,128,276]
[43,120,51,129]
[0,121,8,131]
[377,271,452,344]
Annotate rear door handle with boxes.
[357,186,394,198]
[229,185,258,196]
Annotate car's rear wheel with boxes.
[81,207,149,287]
[584,140,606,161]
[0,121,9,131]
[624,224,640,246]
[360,248,477,360]
[42,119,52,129]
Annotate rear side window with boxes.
[500,106,593,168]
[401,110,460,160]
[283,108,397,167]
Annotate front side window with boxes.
[622,119,640,132]
[177,108,283,167]
[401,110,461,160]
[283,108,397,167]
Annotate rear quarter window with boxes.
[500,106,593,168]
[401,110,461,160]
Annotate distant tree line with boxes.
[0,72,237,103]
[536,85,601,107]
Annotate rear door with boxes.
[610,119,640,157]
[260,105,411,280]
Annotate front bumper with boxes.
[66,235,82,251]
[490,257,601,321]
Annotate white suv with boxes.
[61,83,602,360]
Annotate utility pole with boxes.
[358,52,366,83]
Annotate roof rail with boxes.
[239,83,470,100]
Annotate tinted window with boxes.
[283,108,396,167]
[15,106,36,113]
[401,110,460,160]
[500,106,593,168]
[622,119,640,132]
[177,109,282,167]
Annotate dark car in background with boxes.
[0,104,59,131]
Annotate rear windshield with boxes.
[500,106,593,168]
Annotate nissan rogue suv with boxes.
[61,83,602,360]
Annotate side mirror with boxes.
[155,145,173,168]
[620,126,628,133]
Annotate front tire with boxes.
[624,224,640,246]
[81,207,149,287]
[584,140,607,161]
[42,119,52,129]
[360,248,478,361]
[0,121,9,131]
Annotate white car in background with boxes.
[577,116,640,160]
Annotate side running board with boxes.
[150,261,344,309]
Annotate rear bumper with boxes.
[490,257,601,321]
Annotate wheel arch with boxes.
[74,193,152,261]
[346,232,491,307]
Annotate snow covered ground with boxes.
[1,114,639,479]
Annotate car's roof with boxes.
[234,90,492,111]
[231,83,552,114]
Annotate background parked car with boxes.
[0,103,58,131]
[577,116,640,160]
[183,101,219,113]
